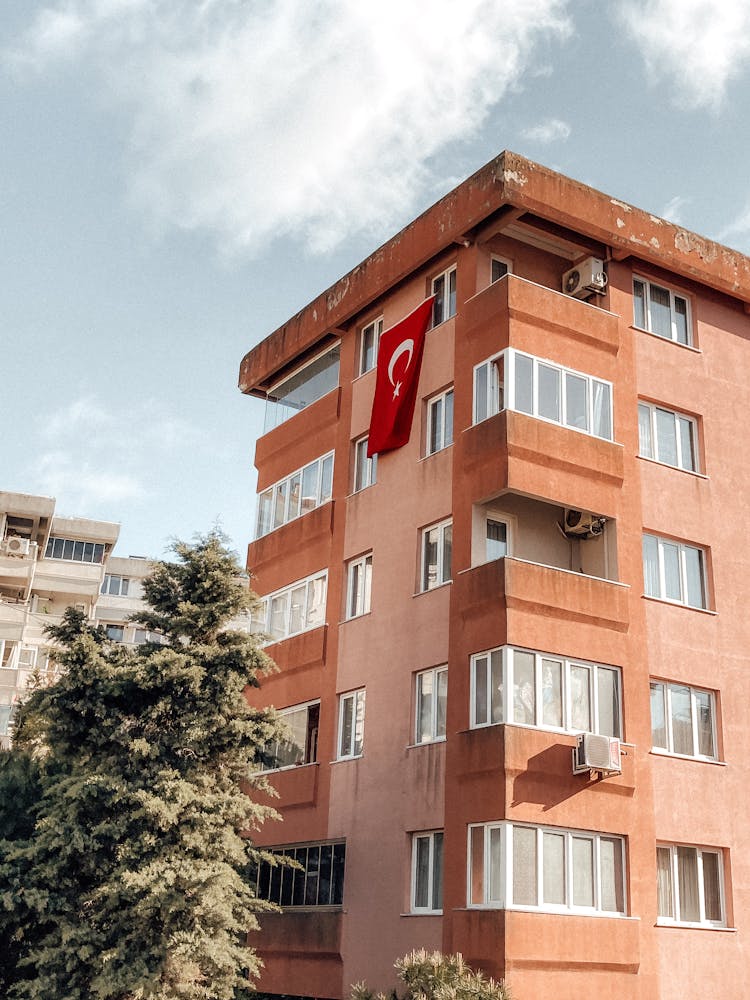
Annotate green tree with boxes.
[351,950,511,1000]
[0,534,283,1000]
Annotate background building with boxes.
[240,151,750,1000]
[0,491,151,746]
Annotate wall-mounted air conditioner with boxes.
[563,509,606,538]
[573,733,622,776]
[3,536,31,556]
[562,257,607,298]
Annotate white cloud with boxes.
[716,203,750,252]
[521,117,571,143]
[5,0,571,254]
[619,0,750,109]
[661,194,690,225]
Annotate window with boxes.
[353,436,377,492]
[264,343,341,432]
[251,571,327,643]
[421,519,452,591]
[133,629,166,646]
[261,701,320,771]
[657,844,725,926]
[485,517,510,561]
[18,646,37,669]
[469,822,626,915]
[360,316,384,375]
[633,277,691,345]
[256,452,334,538]
[338,689,365,759]
[412,832,444,912]
[471,647,622,738]
[103,624,125,642]
[638,402,698,472]
[0,640,16,668]
[473,349,613,441]
[345,553,372,619]
[650,681,717,759]
[101,574,130,597]
[254,841,345,907]
[415,666,447,744]
[491,256,511,282]
[426,388,454,456]
[44,537,105,563]
[642,534,708,609]
[432,266,457,326]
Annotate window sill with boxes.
[413,581,452,597]
[258,761,319,776]
[339,610,372,626]
[400,910,443,917]
[330,754,364,764]
[463,905,637,921]
[347,484,379,499]
[650,748,725,766]
[656,920,735,932]
[642,595,717,615]
[633,325,701,353]
[466,410,618,446]
[407,737,447,750]
[636,455,708,480]
[420,443,454,462]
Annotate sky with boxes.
[2,0,750,562]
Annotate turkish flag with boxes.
[367,297,435,458]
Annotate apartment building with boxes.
[0,491,151,745]
[239,151,750,1000]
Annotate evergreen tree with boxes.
[351,950,511,1000]
[0,534,284,1000]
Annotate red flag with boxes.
[367,297,435,458]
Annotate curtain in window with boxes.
[650,284,672,338]
[677,846,700,921]
[542,832,565,904]
[514,354,533,414]
[572,837,594,907]
[600,837,624,912]
[638,403,653,457]
[701,852,722,921]
[592,380,612,439]
[642,535,660,597]
[513,651,535,725]
[512,826,537,905]
[538,364,561,422]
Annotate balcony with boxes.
[0,541,38,600]
[249,909,343,998]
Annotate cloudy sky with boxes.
[2,0,750,560]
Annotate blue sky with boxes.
[2,0,750,561]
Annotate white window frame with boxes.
[420,519,452,592]
[0,640,18,668]
[411,831,444,913]
[473,348,613,441]
[251,571,328,644]
[264,342,341,432]
[426,387,454,456]
[468,822,626,916]
[633,276,692,346]
[359,316,384,375]
[44,537,106,563]
[470,646,622,739]
[256,451,334,539]
[103,623,125,643]
[101,574,130,597]
[261,699,320,772]
[484,513,513,562]
[18,646,37,669]
[345,553,373,620]
[657,843,725,927]
[337,688,366,760]
[638,401,698,473]
[353,436,377,493]
[650,680,717,760]
[642,534,708,610]
[491,255,512,283]
[432,266,457,326]
[414,665,447,745]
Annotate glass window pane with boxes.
[444,390,454,447]
[572,837,594,907]
[474,657,488,726]
[318,844,333,905]
[269,593,289,641]
[353,692,365,755]
[432,274,445,325]
[306,575,326,628]
[331,843,346,904]
[695,689,715,758]
[423,527,438,590]
[448,268,457,317]
[273,481,288,529]
[289,585,306,635]
[492,258,508,282]
[657,846,674,918]
[493,356,505,412]
[475,364,488,423]
[287,473,302,520]
[638,403,653,458]
[592,380,612,439]
[512,826,537,906]
[684,546,706,609]
[63,539,75,560]
[305,846,320,906]
[442,524,452,583]
[670,685,693,755]
[486,519,507,561]
[513,650,535,725]
[674,296,689,345]
[490,650,504,724]
[541,658,563,728]
[643,535,660,597]
[565,372,588,431]
[436,669,447,739]
[655,408,678,466]
[600,837,624,912]
[514,354,533,414]
[301,462,318,510]
[489,827,504,903]
[542,832,565,905]
[538,364,560,422]
[597,667,620,738]
[83,542,95,562]
[633,279,646,328]
[570,665,591,732]
[677,846,700,922]
[678,417,696,472]
[415,837,430,908]
[340,697,353,757]
[73,540,85,561]
[429,397,443,454]
[702,852,722,921]
[662,542,682,601]
[650,284,672,338]
[417,671,434,744]
[650,682,668,749]
[470,826,486,904]
[320,454,333,500]
[432,833,444,910]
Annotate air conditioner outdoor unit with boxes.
[3,536,31,556]
[563,508,605,538]
[573,733,622,775]
[562,257,607,298]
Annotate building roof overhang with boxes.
[239,150,750,396]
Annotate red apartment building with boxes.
[239,151,750,1000]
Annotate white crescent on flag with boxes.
[387,338,414,399]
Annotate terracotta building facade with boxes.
[240,152,750,1000]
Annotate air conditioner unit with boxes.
[3,536,31,556]
[573,733,622,775]
[562,257,607,298]
[563,509,606,538]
